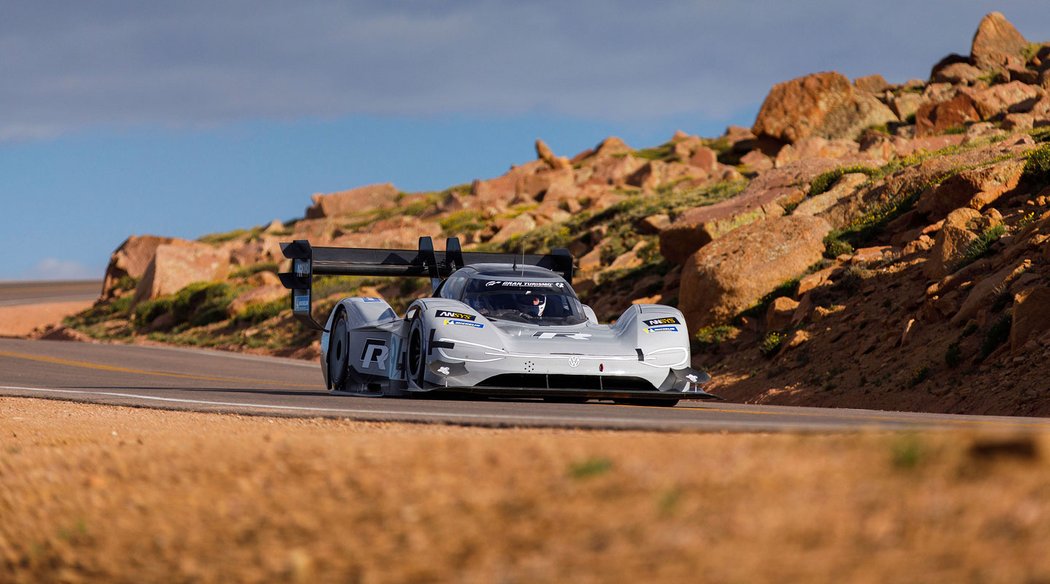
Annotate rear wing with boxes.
[278,236,574,330]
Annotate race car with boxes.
[279,237,719,406]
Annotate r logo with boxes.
[361,339,389,369]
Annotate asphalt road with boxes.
[2,338,1049,432]
[0,280,101,307]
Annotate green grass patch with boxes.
[631,142,674,161]
[568,457,614,479]
[808,165,881,197]
[695,325,735,350]
[1023,144,1050,186]
[198,227,263,244]
[956,224,1006,270]
[234,297,287,324]
[736,279,800,322]
[439,210,486,236]
[230,262,279,279]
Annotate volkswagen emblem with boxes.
[567,356,581,368]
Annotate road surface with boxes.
[0,280,101,307]
[2,338,1048,432]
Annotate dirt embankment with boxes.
[2,397,1049,583]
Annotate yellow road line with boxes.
[0,350,320,389]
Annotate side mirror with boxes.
[582,305,599,324]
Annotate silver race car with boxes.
[279,237,718,406]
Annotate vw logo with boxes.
[567,356,581,368]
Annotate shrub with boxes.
[823,234,854,258]
[909,365,930,386]
[234,298,287,324]
[759,331,786,357]
[980,315,1012,358]
[695,325,735,350]
[1023,144,1050,186]
[134,297,174,328]
[171,282,235,328]
[957,224,1006,269]
[945,342,962,368]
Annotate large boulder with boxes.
[659,158,863,264]
[679,215,832,330]
[916,158,1026,220]
[923,208,982,280]
[752,72,897,143]
[969,81,1040,119]
[132,243,231,304]
[970,12,1029,73]
[305,183,399,219]
[932,62,984,85]
[1011,287,1050,351]
[914,93,981,136]
[101,235,179,299]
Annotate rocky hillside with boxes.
[56,12,1050,416]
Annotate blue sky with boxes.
[2,1,1048,280]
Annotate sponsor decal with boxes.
[645,325,679,333]
[483,280,565,289]
[436,310,476,321]
[293,294,310,313]
[533,332,591,340]
[361,297,382,303]
[436,366,451,376]
[643,317,680,327]
[443,319,484,329]
[360,339,389,369]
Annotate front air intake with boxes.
[480,374,657,392]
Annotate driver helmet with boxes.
[519,291,546,317]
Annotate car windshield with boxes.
[462,278,587,325]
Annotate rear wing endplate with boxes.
[278,236,573,331]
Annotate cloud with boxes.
[19,258,100,281]
[2,0,1048,140]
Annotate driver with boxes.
[519,291,546,317]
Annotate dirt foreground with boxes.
[0,301,94,338]
[2,398,1049,583]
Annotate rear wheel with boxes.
[328,311,350,392]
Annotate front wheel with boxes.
[406,317,427,387]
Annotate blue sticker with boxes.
[361,297,382,303]
[444,319,484,329]
[293,293,310,313]
[646,325,678,333]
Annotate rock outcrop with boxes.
[678,215,832,330]
[132,243,231,305]
[305,183,399,219]
[101,235,179,299]
[752,72,896,143]
[970,11,1029,73]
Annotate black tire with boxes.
[616,398,680,407]
[406,317,426,387]
[328,311,350,392]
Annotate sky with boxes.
[2,1,1049,280]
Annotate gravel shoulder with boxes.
[2,397,1049,583]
